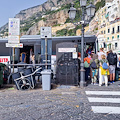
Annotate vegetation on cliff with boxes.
[0,0,106,37]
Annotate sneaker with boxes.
[94,83,98,85]
[99,84,102,86]
[112,81,115,83]
[110,81,113,84]
[91,82,94,85]
[105,84,108,87]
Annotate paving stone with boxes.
[0,81,120,119]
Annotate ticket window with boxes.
[20,46,34,64]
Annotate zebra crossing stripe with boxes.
[88,97,120,103]
[91,106,120,114]
[86,91,120,95]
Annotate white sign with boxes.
[8,35,20,43]
[41,27,52,38]
[72,52,77,59]
[6,43,23,48]
[0,56,10,64]
[9,18,20,36]
[58,48,76,52]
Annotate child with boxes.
[99,54,109,87]
[90,54,99,85]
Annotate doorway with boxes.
[20,45,34,64]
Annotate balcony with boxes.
[116,30,120,33]
[111,31,114,34]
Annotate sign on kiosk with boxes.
[6,43,23,48]
[0,56,10,65]
[9,18,20,36]
[41,27,52,38]
[8,36,20,44]
[6,18,23,48]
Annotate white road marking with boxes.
[86,91,120,95]
[88,97,120,103]
[86,91,120,114]
[92,106,120,114]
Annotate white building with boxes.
[96,0,120,54]
[106,0,120,22]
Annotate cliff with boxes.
[0,0,97,37]
[0,0,74,37]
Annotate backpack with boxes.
[84,61,89,68]
[107,53,116,65]
[102,60,108,69]
[90,60,97,69]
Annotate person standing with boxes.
[21,52,26,63]
[84,54,91,81]
[97,48,106,84]
[116,56,120,80]
[99,54,109,86]
[86,46,92,54]
[38,53,41,64]
[31,53,35,64]
[78,52,81,69]
[107,50,117,84]
[97,48,106,60]
[117,56,120,68]
[90,54,99,85]
[30,48,33,64]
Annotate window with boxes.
[112,36,114,39]
[107,37,109,40]
[108,29,110,33]
[115,43,117,48]
[103,42,107,48]
[109,44,111,49]
[112,27,114,34]
[117,35,119,39]
[114,7,117,11]
[103,42,106,48]
[104,30,105,34]
[117,26,120,32]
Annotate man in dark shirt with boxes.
[107,50,117,84]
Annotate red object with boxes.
[0,58,8,63]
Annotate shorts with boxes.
[109,65,115,74]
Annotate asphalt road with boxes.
[0,81,120,120]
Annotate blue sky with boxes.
[0,0,47,27]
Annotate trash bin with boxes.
[41,69,51,90]
[0,63,6,86]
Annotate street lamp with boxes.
[86,2,96,18]
[68,3,76,20]
[68,0,95,87]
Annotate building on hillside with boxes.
[97,6,107,50]
[94,0,120,54]
[88,5,106,39]
[105,0,113,3]
[106,0,120,22]
[87,6,101,35]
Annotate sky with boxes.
[0,0,47,28]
